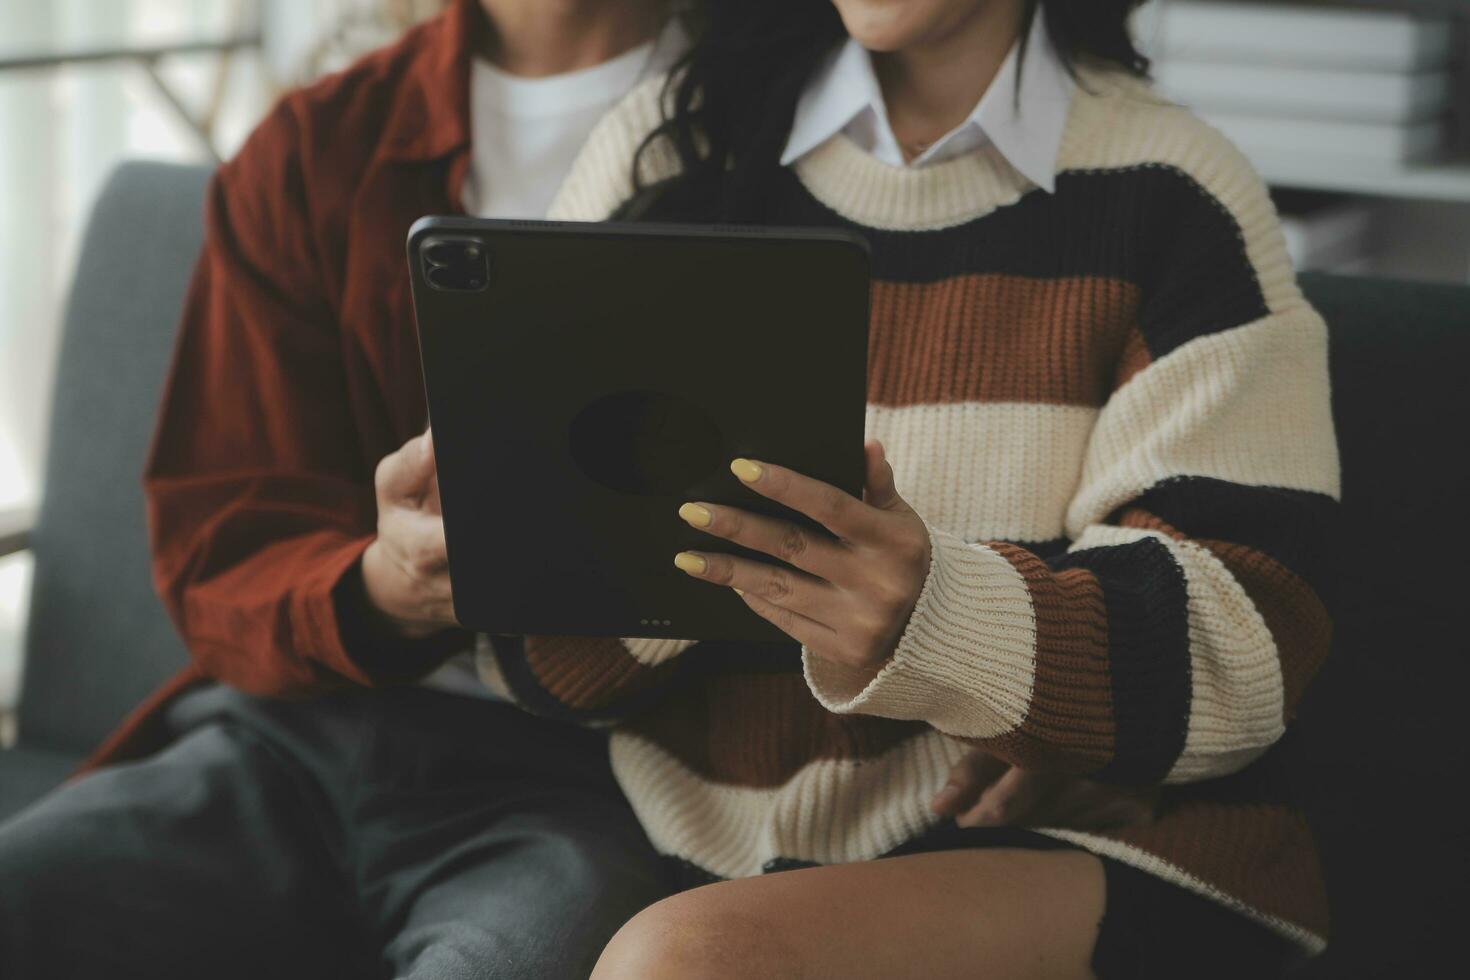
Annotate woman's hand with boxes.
[932,749,1158,832]
[674,439,929,671]
[360,429,458,639]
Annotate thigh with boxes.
[0,722,369,980]
[593,848,1107,980]
[377,809,675,980]
[358,691,675,980]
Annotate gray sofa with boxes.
[1,161,1464,977]
[1,163,202,811]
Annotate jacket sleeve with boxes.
[802,148,1341,785]
[144,102,468,697]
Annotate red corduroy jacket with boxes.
[86,0,485,769]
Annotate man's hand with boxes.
[360,429,459,639]
[931,749,1156,831]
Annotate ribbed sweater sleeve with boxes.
[803,128,1340,784]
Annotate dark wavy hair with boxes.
[625,0,1150,221]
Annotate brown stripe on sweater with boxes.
[523,635,672,710]
[625,671,930,787]
[1113,324,1153,391]
[1102,797,1330,940]
[867,274,1139,408]
[983,543,1116,772]
[1114,509,1331,721]
[1198,538,1331,720]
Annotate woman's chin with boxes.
[832,0,929,53]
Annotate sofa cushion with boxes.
[17,162,209,755]
[0,745,80,823]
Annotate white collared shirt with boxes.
[780,15,1074,191]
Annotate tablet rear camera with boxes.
[422,235,489,292]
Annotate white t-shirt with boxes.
[423,29,682,698]
[460,34,679,219]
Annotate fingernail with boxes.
[733,588,745,596]
[730,458,762,483]
[931,784,960,812]
[678,502,713,528]
[673,552,707,575]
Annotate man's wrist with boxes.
[333,549,470,682]
[359,540,443,640]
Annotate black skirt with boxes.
[671,822,1305,980]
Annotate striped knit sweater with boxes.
[487,65,1341,953]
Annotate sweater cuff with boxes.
[302,535,471,685]
[801,523,1038,740]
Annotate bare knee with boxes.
[591,887,801,980]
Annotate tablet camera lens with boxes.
[422,236,490,292]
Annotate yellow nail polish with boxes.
[730,458,762,483]
[678,502,713,528]
[674,552,707,575]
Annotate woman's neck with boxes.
[477,0,664,77]
[872,1,1026,161]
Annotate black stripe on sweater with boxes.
[1050,536,1192,785]
[1120,476,1338,604]
[488,634,691,725]
[773,165,1271,362]
[1126,166,1272,362]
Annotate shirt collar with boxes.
[782,37,889,170]
[381,0,481,164]
[781,14,1074,192]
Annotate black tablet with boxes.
[408,216,870,643]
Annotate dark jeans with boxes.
[0,684,675,980]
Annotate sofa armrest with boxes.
[0,508,35,558]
